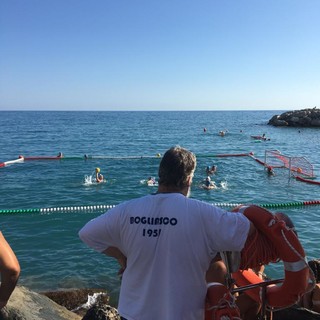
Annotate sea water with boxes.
[0,110,319,304]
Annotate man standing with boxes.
[79,146,253,320]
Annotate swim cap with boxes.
[95,167,100,173]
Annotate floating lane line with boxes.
[20,152,258,161]
[20,154,162,160]
[197,152,254,158]
[1,200,320,215]
[0,157,24,168]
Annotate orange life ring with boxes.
[232,205,309,308]
[205,282,241,320]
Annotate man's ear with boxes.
[186,175,193,187]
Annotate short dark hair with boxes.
[158,146,196,189]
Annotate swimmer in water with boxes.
[206,165,217,175]
[147,177,157,186]
[267,166,275,176]
[203,176,217,190]
[95,167,104,183]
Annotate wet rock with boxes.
[82,305,121,320]
[41,288,111,317]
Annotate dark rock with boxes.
[268,108,320,127]
[41,288,109,312]
[82,305,121,320]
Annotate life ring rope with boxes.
[280,228,307,272]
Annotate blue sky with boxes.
[0,0,319,111]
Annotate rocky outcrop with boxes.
[2,285,320,320]
[0,286,120,320]
[0,286,81,320]
[268,108,320,127]
[82,305,120,320]
[41,288,111,317]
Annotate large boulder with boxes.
[0,286,81,320]
[268,108,320,127]
[0,286,121,320]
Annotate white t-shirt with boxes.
[79,193,250,320]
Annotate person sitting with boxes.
[95,167,104,183]
[235,265,268,320]
[0,231,21,309]
[301,259,320,313]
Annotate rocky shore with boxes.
[0,286,120,320]
[1,285,320,319]
[268,108,320,127]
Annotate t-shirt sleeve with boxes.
[205,206,251,252]
[79,207,122,252]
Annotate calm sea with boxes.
[0,111,319,304]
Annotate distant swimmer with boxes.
[95,167,104,183]
[218,131,226,136]
[202,176,217,190]
[267,166,275,176]
[147,177,157,186]
[206,165,217,175]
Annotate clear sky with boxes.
[0,0,319,111]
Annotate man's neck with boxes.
[157,185,189,197]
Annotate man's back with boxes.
[80,192,249,320]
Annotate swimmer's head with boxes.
[95,167,100,173]
[297,167,302,173]
[206,176,211,181]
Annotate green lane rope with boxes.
[1,200,320,215]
